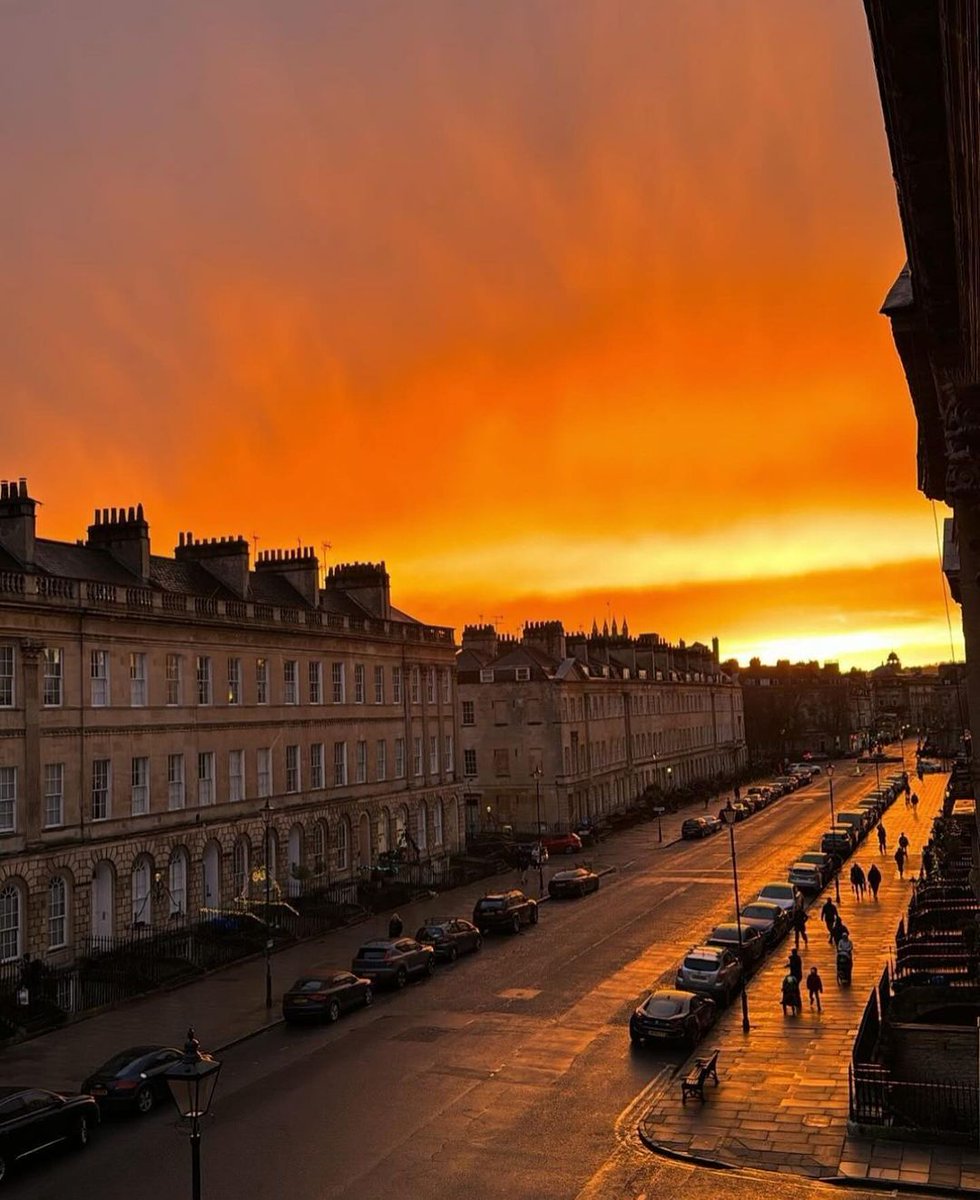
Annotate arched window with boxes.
[417,801,428,851]
[131,857,152,927]
[48,876,68,949]
[232,836,250,898]
[169,849,188,918]
[336,817,350,872]
[0,884,21,962]
[312,821,327,877]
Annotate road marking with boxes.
[573,1067,673,1200]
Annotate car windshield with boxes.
[478,899,506,909]
[644,996,684,1018]
[357,947,388,959]
[800,855,825,863]
[683,955,719,971]
[97,1048,157,1074]
[742,904,775,920]
[291,979,327,993]
[761,885,794,899]
[420,927,445,938]
[710,928,739,942]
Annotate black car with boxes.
[82,1046,183,1115]
[282,970,373,1023]
[629,989,717,1047]
[415,919,483,962]
[473,890,538,934]
[0,1088,98,1183]
[705,923,766,970]
[739,900,790,947]
[548,867,600,899]
[681,817,714,839]
[350,938,435,988]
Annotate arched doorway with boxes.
[202,842,221,909]
[358,812,371,869]
[131,857,152,928]
[91,861,115,941]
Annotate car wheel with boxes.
[474,935,483,952]
[395,967,408,989]
[135,1085,154,1116]
[327,999,341,1023]
[529,905,539,925]
[363,987,374,1007]
[629,1030,643,1046]
[447,945,458,963]
[424,956,435,977]
[75,1115,91,1149]
[510,913,521,934]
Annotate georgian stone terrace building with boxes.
[457,620,746,834]
[0,479,460,966]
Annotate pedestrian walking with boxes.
[831,917,848,947]
[806,965,823,1012]
[792,905,809,948]
[910,791,919,817]
[388,912,403,938]
[904,781,912,806]
[894,845,907,879]
[781,971,802,1017]
[849,862,867,901]
[867,862,882,900]
[877,823,887,853]
[821,897,838,943]
[898,831,910,854]
[787,948,803,982]
[518,849,529,886]
[734,784,741,802]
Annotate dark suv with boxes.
[473,890,538,934]
[350,938,435,988]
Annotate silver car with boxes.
[675,945,743,1004]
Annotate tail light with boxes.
[111,1079,139,1092]
[310,992,329,1001]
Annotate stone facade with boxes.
[457,620,746,833]
[0,480,461,966]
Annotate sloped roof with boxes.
[35,540,140,585]
[149,556,237,600]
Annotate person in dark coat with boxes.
[850,862,866,901]
[894,846,907,879]
[821,897,838,943]
[787,949,803,982]
[877,823,887,853]
[806,965,824,1012]
[792,905,809,948]
[388,912,403,938]
[781,971,802,1016]
[831,918,848,947]
[867,862,882,900]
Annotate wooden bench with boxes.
[680,1047,720,1103]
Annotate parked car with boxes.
[705,922,766,970]
[415,919,483,961]
[787,862,824,894]
[540,832,583,855]
[796,850,835,881]
[573,820,601,846]
[836,809,873,838]
[717,803,750,823]
[472,890,538,934]
[548,867,600,899]
[774,776,799,792]
[739,900,790,946]
[629,989,718,1047]
[821,826,857,857]
[858,797,886,820]
[681,817,716,839]
[0,1088,98,1183]
[282,970,374,1023]
[81,1046,183,1115]
[675,945,743,1003]
[755,881,800,912]
[350,938,435,988]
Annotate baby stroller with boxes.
[836,947,853,985]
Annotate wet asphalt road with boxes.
[16,770,893,1200]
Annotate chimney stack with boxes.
[256,546,321,606]
[86,502,150,580]
[175,533,251,598]
[325,560,390,619]
[0,477,36,566]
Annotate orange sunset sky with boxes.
[0,1,963,669]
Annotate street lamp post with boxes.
[869,730,881,792]
[720,808,750,1033]
[263,798,273,1010]
[827,764,841,903]
[531,765,544,897]
[165,1030,222,1200]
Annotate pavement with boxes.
[639,767,980,1192]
